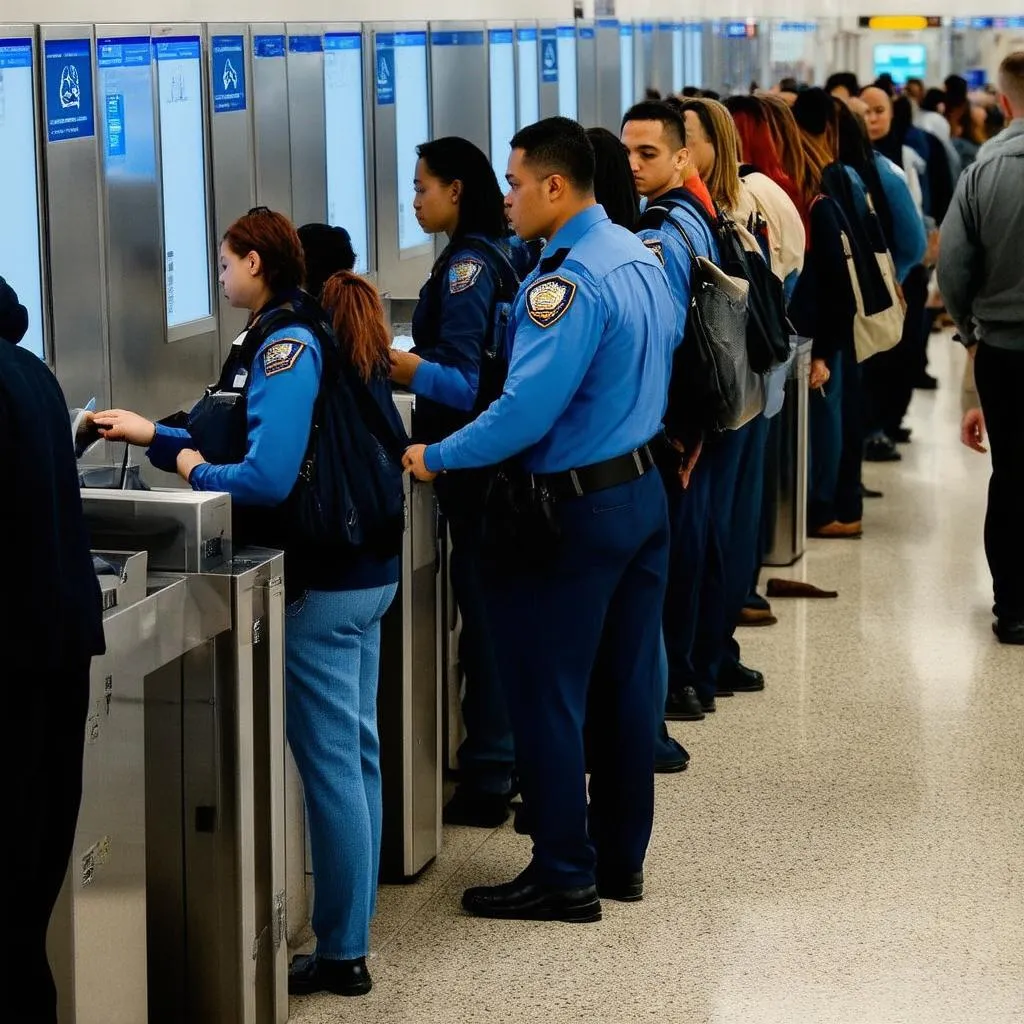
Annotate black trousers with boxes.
[974,343,1024,621]
[13,662,91,1024]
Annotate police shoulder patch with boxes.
[525,275,577,329]
[449,257,485,294]
[643,239,665,266]
[262,339,306,378]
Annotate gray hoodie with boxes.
[937,118,1024,351]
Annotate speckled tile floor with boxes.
[289,337,1024,1024]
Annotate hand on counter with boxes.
[176,448,207,483]
[389,349,422,387]
[402,444,437,482]
[92,409,157,446]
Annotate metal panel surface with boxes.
[576,21,597,129]
[595,20,621,133]
[635,21,655,99]
[286,23,326,227]
[429,22,487,151]
[40,24,109,411]
[250,22,292,216]
[652,23,674,96]
[207,23,256,361]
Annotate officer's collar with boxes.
[541,204,609,260]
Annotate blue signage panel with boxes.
[253,35,285,59]
[621,24,634,38]
[104,93,125,156]
[289,35,323,53]
[44,38,95,143]
[96,36,151,68]
[431,31,485,47]
[153,36,201,62]
[640,22,654,35]
[517,27,537,42]
[557,26,576,39]
[325,32,361,52]
[541,28,558,83]
[597,20,618,30]
[212,35,245,113]
[0,37,33,70]
[375,33,395,105]
[489,29,514,45]
[579,27,595,40]
[725,22,751,39]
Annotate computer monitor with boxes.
[0,36,46,359]
[873,43,927,86]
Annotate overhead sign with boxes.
[859,16,943,30]
[44,38,95,142]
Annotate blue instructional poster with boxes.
[541,29,558,84]
[212,35,246,113]
[44,38,95,142]
[375,33,395,105]
[105,94,125,156]
[253,35,285,60]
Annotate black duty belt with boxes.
[532,443,656,501]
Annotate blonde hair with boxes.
[679,97,742,211]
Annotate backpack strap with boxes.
[644,205,702,268]
[456,236,523,301]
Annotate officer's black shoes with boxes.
[513,800,534,836]
[462,872,602,923]
[665,685,705,721]
[597,870,644,903]
[654,729,690,774]
[701,695,718,711]
[864,435,902,462]
[993,619,1024,645]
[443,787,510,828]
[288,954,372,997]
[718,661,765,693]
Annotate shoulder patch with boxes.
[449,257,485,295]
[642,239,665,266]
[262,340,306,378]
[525,275,577,329]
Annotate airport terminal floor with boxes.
[289,335,1024,1023]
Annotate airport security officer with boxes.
[622,101,721,726]
[405,117,679,922]
[390,136,535,829]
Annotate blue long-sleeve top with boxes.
[147,324,321,504]
[422,205,679,475]
[874,153,927,282]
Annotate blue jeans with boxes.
[285,583,398,961]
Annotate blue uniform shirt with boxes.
[147,324,322,504]
[635,188,719,347]
[423,205,679,475]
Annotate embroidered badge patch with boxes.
[449,257,484,294]
[262,340,306,377]
[525,276,577,328]
[643,239,665,266]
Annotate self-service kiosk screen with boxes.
[516,28,539,128]
[489,30,516,171]
[873,44,927,85]
[556,26,577,120]
[154,36,211,329]
[672,24,684,92]
[325,33,369,274]
[97,37,156,177]
[620,24,634,115]
[0,38,45,359]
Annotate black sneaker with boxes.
[443,787,510,828]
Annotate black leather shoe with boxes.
[993,619,1024,645]
[443,787,510,828]
[462,872,602,922]
[701,695,718,711]
[654,733,690,774]
[597,871,644,903]
[288,954,372,996]
[718,661,765,693]
[861,483,884,499]
[864,435,902,462]
[893,426,912,443]
[914,372,939,390]
[665,685,705,721]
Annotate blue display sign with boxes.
[489,29,514,45]
[375,34,395,105]
[289,35,323,53]
[104,93,125,157]
[995,17,1024,28]
[325,32,361,52]
[640,23,654,34]
[96,36,151,68]
[597,20,618,30]
[253,35,285,59]
[44,38,95,143]
[725,22,752,39]
[0,37,33,70]
[778,21,818,33]
[620,24,633,37]
[557,26,576,40]
[964,68,987,88]
[431,31,485,47]
[579,27,595,40]
[154,37,201,62]
[212,35,245,113]
[517,27,538,42]
[541,29,558,83]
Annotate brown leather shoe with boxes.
[811,520,863,539]
[738,607,778,627]
[766,579,839,599]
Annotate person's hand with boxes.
[389,350,423,387]
[668,436,704,490]
[402,444,438,482]
[809,358,831,391]
[960,408,987,453]
[176,448,207,482]
[92,409,157,446]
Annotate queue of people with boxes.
[11,51,1022,1021]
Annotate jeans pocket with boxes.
[285,591,310,618]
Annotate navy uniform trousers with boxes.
[483,471,670,888]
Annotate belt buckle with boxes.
[569,468,584,497]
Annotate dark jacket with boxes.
[0,278,105,670]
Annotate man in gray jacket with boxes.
[938,51,1024,645]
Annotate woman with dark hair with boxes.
[586,126,641,229]
[95,209,405,997]
[298,223,357,299]
[390,135,532,828]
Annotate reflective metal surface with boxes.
[576,21,598,129]
[285,23,327,228]
[250,21,292,216]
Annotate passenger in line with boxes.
[94,209,404,997]
[405,117,678,921]
[938,53,1024,646]
[2,276,105,1024]
[389,136,532,829]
